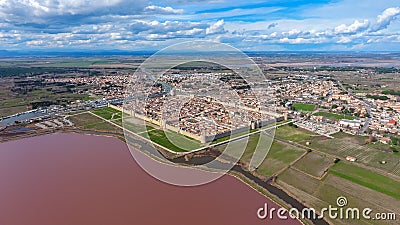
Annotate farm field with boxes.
[313,111,355,120]
[0,86,93,117]
[308,132,400,173]
[255,140,306,177]
[293,152,334,178]
[277,165,400,225]
[275,124,314,142]
[69,112,122,133]
[329,161,400,199]
[213,131,305,177]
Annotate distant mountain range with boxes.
[0,49,399,57]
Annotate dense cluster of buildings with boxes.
[45,72,131,100]
[272,74,400,144]
[367,95,400,139]
[46,69,400,145]
[123,72,280,143]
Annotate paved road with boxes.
[337,81,373,135]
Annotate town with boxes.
[1,56,399,225]
[2,62,400,150]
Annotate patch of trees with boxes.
[374,67,399,74]
[0,67,74,77]
[392,137,400,146]
[31,101,54,109]
[366,94,389,100]
[382,89,400,96]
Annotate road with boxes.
[337,81,373,135]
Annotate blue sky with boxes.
[0,0,399,51]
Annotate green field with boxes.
[275,125,314,142]
[123,120,149,133]
[308,132,400,172]
[92,107,122,120]
[69,112,122,133]
[292,103,315,112]
[293,152,334,178]
[0,84,94,117]
[256,141,306,177]
[329,161,400,199]
[277,167,321,194]
[276,163,400,225]
[212,130,305,176]
[140,127,201,152]
[314,111,355,120]
[28,60,120,67]
[93,107,202,152]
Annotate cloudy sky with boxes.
[0,0,399,51]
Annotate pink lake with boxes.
[0,133,301,225]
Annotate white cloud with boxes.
[206,20,225,35]
[0,1,399,51]
[371,7,400,31]
[186,7,282,21]
[337,36,353,43]
[0,0,147,24]
[144,5,183,14]
[334,20,370,34]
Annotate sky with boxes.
[0,0,399,52]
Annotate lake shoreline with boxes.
[1,130,328,225]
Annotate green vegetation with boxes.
[392,137,400,146]
[275,125,314,142]
[92,107,122,120]
[366,94,389,100]
[277,168,321,194]
[140,127,201,152]
[308,132,400,172]
[293,152,334,178]
[374,67,400,74]
[41,61,96,67]
[277,167,400,225]
[123,121,149,133]
[69,112,122,133]
[0,84,94,117]
[213,129,305,177]
[37,60,120,67]
[382,89,400,96]
[0,67,71,77]
[292,103,315,112]
[314,111,355,120]
[256,141,305,177]
[329,162,400,199]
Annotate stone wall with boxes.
[108,103,279,144]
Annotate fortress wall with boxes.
[108,103,124,113]
[109,103,280,144]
